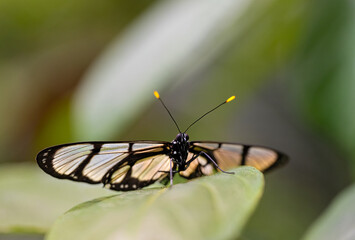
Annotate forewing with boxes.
[179,141,288,179]
[36,141,171,191]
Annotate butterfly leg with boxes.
[158,170,179,173]
[169,157,174,187]
[194,151,234,174]
[185,153,199,168]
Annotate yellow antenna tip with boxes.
[226,96,236,103]
[154,91,160,99]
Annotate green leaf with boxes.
[302,184,355,240]
[0,164,112,233]
[47,167,264,240]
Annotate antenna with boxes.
[154,91,182,133]
[183,95,235,133]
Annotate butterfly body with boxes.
[170,133,190,172]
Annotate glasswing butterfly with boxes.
[36,91,288,191]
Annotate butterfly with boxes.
[36,91,288,191]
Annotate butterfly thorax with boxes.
[170,133,190,171]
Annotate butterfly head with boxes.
[176,133,189,143]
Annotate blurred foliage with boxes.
[0,0,155,163]
[69,0,263,140]
[290,0,355,176]
[0,0,354,239]
[0,0,155,59]
[303,184,355,240]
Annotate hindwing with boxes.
[179,141,288,179]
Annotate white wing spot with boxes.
[125,184,129,188]
[133,184,137,188]
[70,173,78,179]
[120,184,124,188]
[43,152,48,156]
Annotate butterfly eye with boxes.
[176,133,182,140]
[185,134,189,141]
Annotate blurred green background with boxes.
[1,0,354,239]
